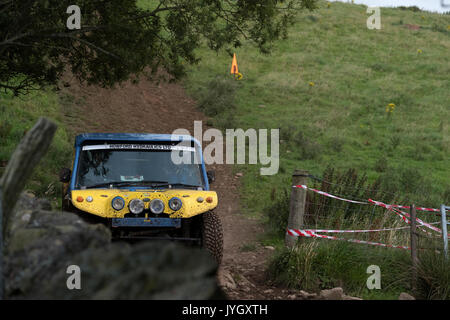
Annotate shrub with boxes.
[263,188,290,236]
[197,76,237,117]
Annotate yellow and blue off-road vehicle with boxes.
[60,133,223,263]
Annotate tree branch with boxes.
[45,34,121,60]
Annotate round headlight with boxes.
[129,198,145,215]
[111,196,125,211]
[150,199,164,214]
[169,197,183,211]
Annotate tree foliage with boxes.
[0,0,317,95]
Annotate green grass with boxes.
[0,1,447,299]
[416,250,450,299]
[267,239,412,300]
[0,88,73,206]
[261,166,446,300]
[267,238,450,300]
[179,1,450,299]
[183,0,450,214]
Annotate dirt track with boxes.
[59,74,298,300]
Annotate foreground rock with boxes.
[298,290,318,300]
[320,287,344,300]
[319,287,362,300]
[4,194,224,299]
[398,292,415,300]
[218,269,237,290]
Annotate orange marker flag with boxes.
[230,53,239,74]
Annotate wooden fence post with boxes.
[285,170,308,248]
[410,204,418,294]
[0,117,57,300]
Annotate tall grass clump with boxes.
[416,251,450,300]
[267,239,411,299]
[267,241,320,290]
[263,187,290,236]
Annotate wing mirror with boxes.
[59,167,71,183]
[206,170,215,184]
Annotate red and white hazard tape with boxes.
[388,207,434,237]
[293,185,440,213]
[293,185,368,204]
[287,228,410,250]
[388,204,439,213]
[302,226,411,233]
[369,199,443,234]
[286,185,444,249]
[393,207,446,236]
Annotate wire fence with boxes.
[285,171,446,252]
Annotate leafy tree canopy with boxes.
[0,0,317,95]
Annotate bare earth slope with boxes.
[59,74,298,300]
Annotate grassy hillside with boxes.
[183,1,450,213]
[182,1,450,300]
[0,88,72,204]
[0,0,447,300]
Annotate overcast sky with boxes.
[331,0,449,13]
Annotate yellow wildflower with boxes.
[386,103,396,113]
[309,81,315,87]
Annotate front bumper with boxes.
[111,217,181,228]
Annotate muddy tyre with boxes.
[201,211,223,265]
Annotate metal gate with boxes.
[441,204,450,259]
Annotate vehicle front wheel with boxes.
[201,211,223,265]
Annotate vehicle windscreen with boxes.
[75,143,204,189]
